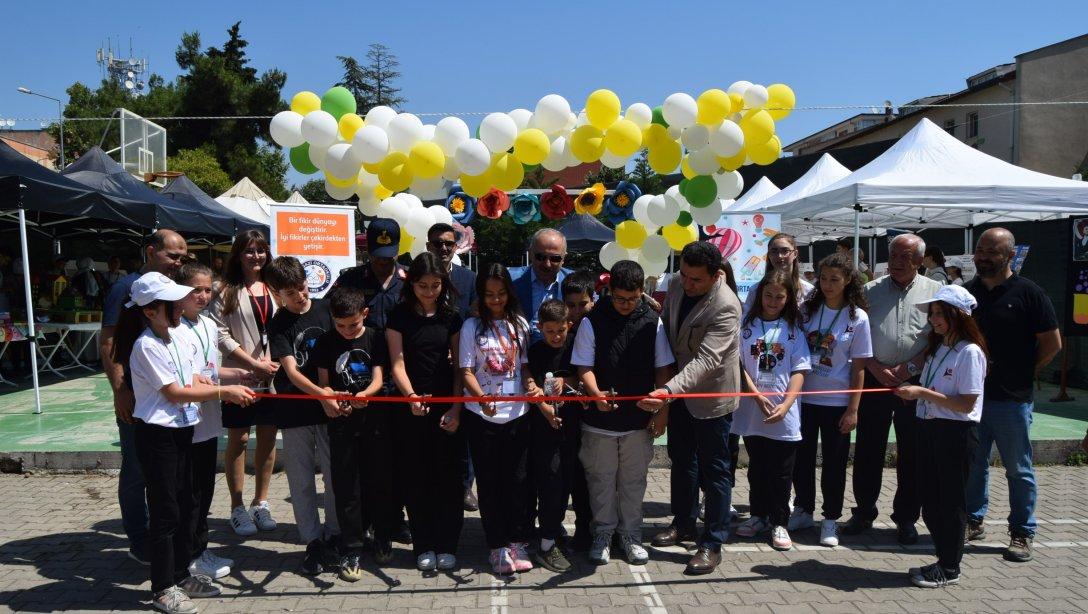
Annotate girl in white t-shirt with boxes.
[792,252,873,547]
[111,272,255,613]
[894,284,987,589]
[733,271,810,551]
[459,263,541,576]
[742,233,814,312]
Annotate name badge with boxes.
[501,379,519,395]
[756,370,776,389]
[179,402,200,426]
[202,362,217,382]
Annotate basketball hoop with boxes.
[145,170,183,184]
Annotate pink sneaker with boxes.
[509,543,534,573]
[489,547,515,575]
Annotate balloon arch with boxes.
[269,83,796,273]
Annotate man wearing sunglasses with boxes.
[510,229,572,344]
[425,223,476,319]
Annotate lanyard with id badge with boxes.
[806,306,843,378]
[486,322,521,396]
[167,339,201,426]
[920,345,955,419]
[186,317,218,385]
[755,319,782,390]
[249,287,271,350]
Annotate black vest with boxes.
[582,296,659,433]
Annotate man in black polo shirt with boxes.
[964,228,1061,563]
[332,218,405,330]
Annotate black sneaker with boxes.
[301,539,325,576]
[840,515,873,535]
[128,546,150,566]
[965,520,985,542]
[322,538,342,570]
[910,563,960,588]
[393,521,413,545]
[374,538,394,565]
[1005,532,1033,562]
[532,544,572,573]
[339,552,362,582]
[896,522,919,545]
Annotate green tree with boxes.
[583,165,626,186]
[297,179,332,204]
[168,147,233,196]
[336,55,372,112]
[362,43,407,110]
[629,150,663,195]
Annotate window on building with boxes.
[944,119,956,136]
[966,112,979,138]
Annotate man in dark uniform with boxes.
[332,218,405,330]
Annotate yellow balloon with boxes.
[378,152,414,192]
[717,149,747,172]
[642,123,670,150]
[513,128,550,165]
[570,125,605,163]
[362,160,382,175]
[290,91,321,115]
[680,156,697,179]
[696,89,731,125]
[603,119,642,157]
[741,110,775,145]
[728,93,745,114]
[647,140,682,174]
[408,141,445,179]
[766,84,796,120]
[615,220,648,250]
[749,135,782,166]
[459,172,492,198]
[489,152,524,191]
[399,230,414,256]
[338,113,364,141]
[325,171,355,188]
[662,223,698,250]
[374,184,393,200]
[585,89,621,130]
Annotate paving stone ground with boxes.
[2,466,1088,613]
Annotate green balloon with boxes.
[290,143,318,174]
[321,86,356,121]
[651,105,669,127]
[686,175,718,207]
[677,211,693,227]
[678,178,690,197]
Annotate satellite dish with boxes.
[127,70,135,78]
[124,79,134,90]
[129,58,138,65]
[136,81,145,90]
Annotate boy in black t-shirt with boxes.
[313,287,395,581]
[265,257,339,576]
[528,299,593,571]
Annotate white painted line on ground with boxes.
[490,575,508,614]
[628,564,668,614]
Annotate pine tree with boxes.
[629,150,663,195]
[336,55,373,111]
[362,43,407,111]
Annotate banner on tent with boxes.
[708,213,782,302]
[1068,218,1088,337]
[270,203,356,298]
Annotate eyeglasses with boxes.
[611,294,641,306]
[768,247,795,256]
[429,239,456,249]
[534,253,564,264]
[164,252,186,261]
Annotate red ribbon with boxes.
[253,388,892,405]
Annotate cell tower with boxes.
[96,38,148,95]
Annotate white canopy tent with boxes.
[726,176,780,213]
[285,190,309,204]
[215,177,272,225]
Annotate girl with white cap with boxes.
[893,284,988,589]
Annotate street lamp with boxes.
[17,86,65,168]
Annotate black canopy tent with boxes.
[161,174,267,234]
[555,213,616,253]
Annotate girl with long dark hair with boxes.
[744,233,813,311]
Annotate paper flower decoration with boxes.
[452,222,475,255]
[595,272,611,294]
[575,182,605,215]
[540,184,574,220]
[477,188,510,219]
[445,186,476,224]
[509,193,541,225]
[603,180,641,225]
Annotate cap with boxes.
[366,218,400,259]
[125,272,194,308]
[914,284,977,315]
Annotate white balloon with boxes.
[479,112,518,153]
[743,84,769,109]
[681,124,710,150]
[647,194,680,227]
[599,149,627,169]
[599,241,630,270]
[719,198,736,211]
[624,103,653,129]
[300,110,339,148]
[378,196,402,221]
[541,136,567,172]
[708,120,744,157]
[728,80,753,97]
[410,238,427,259]
[308,143,330,170]
[688,147,721,175]
[454,138,491,176]
[666,185,691,212]
[563,111,578,133]
[421,124,436,142]
[575,110,588,127]
[662,93,698,129]
[691,198,725,226]
[561,136,580,167]
[429,204,454,227]
[357,170,380,189]
[666,125,683,140]
[509,108,533,132]
[324,180,355,201]
[433,117,470,157]
[270,111,305,148]
[351,125,389,164]
[632,194,654,226]
[441,156,462,181]
[534,94,571,134]
[638,252,668,277]
[409,176,447,201]
[325,143,360,180]
[406,206,436,240]
[357,198,382,217]
[398,192,424,211]
[714,170,744,200]
[365,106,398,131]
[642,234,671,262]
[387,113,424,152]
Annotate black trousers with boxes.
[744,435,798,527]
[793,403,852,520]
[328,406,398,549]
[918,418,978,573]
[851,371,921,525]
[134,420,194,593]
[667,403,735,547]
[188,437,218,559]
[530,408,591,541]
[463,410,530,549]
[395,405,466,556]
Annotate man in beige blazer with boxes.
[638,241,741,575]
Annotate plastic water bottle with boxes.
[544,372,559,398]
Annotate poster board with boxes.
[708,213,782,302]
[270,204,356,298]
[1069,218,1088,336]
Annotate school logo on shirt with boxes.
[293,327,325,366]
[742,328,752,340]
[302,260,332,294]
[334,349,373,393]
[943,367,954,378]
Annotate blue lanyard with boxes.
[922,346,955,390]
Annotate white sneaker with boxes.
[205,550,234,569]
[771,525,792,550]
[436,553,456,570]
[819,519,839,547]
[589,533,611,565]
[250,501,277,531]
[620,534,649,565]
[189,550,230,579]
[735,516,769,538]
[787,507,816,531]
[152,585,197,614]
[230,505,257,537]
[417,551,437,571]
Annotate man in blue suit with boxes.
[426,223,477,319]
[509,228,572,344]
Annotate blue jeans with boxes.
[667,403,733,548]
[117,419,149,550]
[966,401,1037,537]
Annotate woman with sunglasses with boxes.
[744,233,814,312]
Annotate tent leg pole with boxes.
[808,243,813,264]
[18,206,42,415]
[852,208,860,270]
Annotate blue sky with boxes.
[3,1,1085,188]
